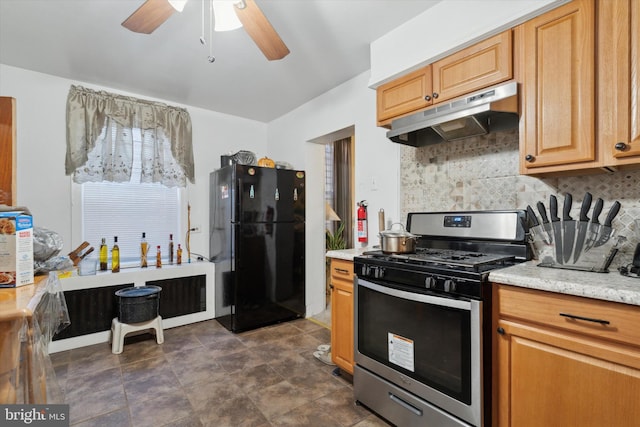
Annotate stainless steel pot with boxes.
[380,223,418,254]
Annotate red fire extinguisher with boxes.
[357,200,368,243]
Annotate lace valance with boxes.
[65,85,194,187]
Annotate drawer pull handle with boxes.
[388,393,423,417]
[334,268,350,274]
[559,312,610,325]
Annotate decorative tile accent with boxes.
[399,130,640,266]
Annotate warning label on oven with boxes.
[388,332,415,372]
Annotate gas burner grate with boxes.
[362,249,516,271]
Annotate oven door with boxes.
[354,277,483,427]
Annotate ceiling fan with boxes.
[121,0,290,61]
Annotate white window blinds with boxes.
[81,128,181,264]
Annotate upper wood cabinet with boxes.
[0,97,16,206]
[518,0,596,173]
[519,0,640,175]
[599,0,640,166]
[376,66,433,126]
[376,30,513,127]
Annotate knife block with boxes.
[529,226,624,273]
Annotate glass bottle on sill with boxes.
[177,244,182,265]
[99,238,108,271]
[112,236,120,273]
[140,232,149,268]
[168,233,174,264]
[156,245,162,268]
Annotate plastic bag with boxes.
[33,271,71,346]
[33,226,63,262]
[34,256,74,275]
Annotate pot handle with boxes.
[390,222,406,231]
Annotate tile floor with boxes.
[49,318,390,427]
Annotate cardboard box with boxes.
[0,211,34,287]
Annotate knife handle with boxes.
[526,205,540,227]
[578,192,592,222]
[591,198,604,224]
[603,201,621,227]
[562,193,573,221]
[537,201,549,223]
[550,195,559,221]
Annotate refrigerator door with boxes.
[225,221,305,332]
[236,166,305,223]
[209,166,234,261]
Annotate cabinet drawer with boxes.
[330,258,354,282]
[496,284,640,347]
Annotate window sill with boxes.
[56,260,214,292]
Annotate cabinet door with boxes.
[330,258,354,374]
[376,66,432,126]
[432,30,512,103]
[0,97,16,205]
[519,0,597,172]
[599,0,640,164]
[496,319,640,427]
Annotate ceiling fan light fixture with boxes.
[168,0,187,12]
[213,1,243,32]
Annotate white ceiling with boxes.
[0,0,441,122]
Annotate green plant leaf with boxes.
[326,222,346,250]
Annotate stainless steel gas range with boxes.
[353,210,531,427]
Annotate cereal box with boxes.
[0,211,34,287]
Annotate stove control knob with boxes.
[444,279,457,292]
[424,277,436,289]
[375,267,385,279]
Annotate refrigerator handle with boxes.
[294,188,298,201]
[238,178,243,218]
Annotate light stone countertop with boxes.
[326,247,378,261]
[489,261,640,307]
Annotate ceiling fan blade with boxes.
[234,0,290,61]
[122,0,177,34]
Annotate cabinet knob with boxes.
[497,327,505,335]
[525,154,535,162]
[432,92,439,99]
[615,142,628,151]
[424,94,432,101]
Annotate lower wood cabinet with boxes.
[493,284,640,427]
[330,257,354,375]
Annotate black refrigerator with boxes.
[209,164,305,332]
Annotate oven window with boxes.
[357,283,472,404]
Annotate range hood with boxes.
[387,81,519,147]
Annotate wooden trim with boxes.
[0,97,16,206]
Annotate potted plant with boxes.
[326,222,346,250]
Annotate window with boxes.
[76,128,184,265]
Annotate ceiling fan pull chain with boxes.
[208,0,215,62]
[200,0,206,45]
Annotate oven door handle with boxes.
[358,278,473,311]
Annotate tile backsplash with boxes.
[399,129,640,267]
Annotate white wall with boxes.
[267,71,401,317]
[0,64,268,260]
[369,0,569,87]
